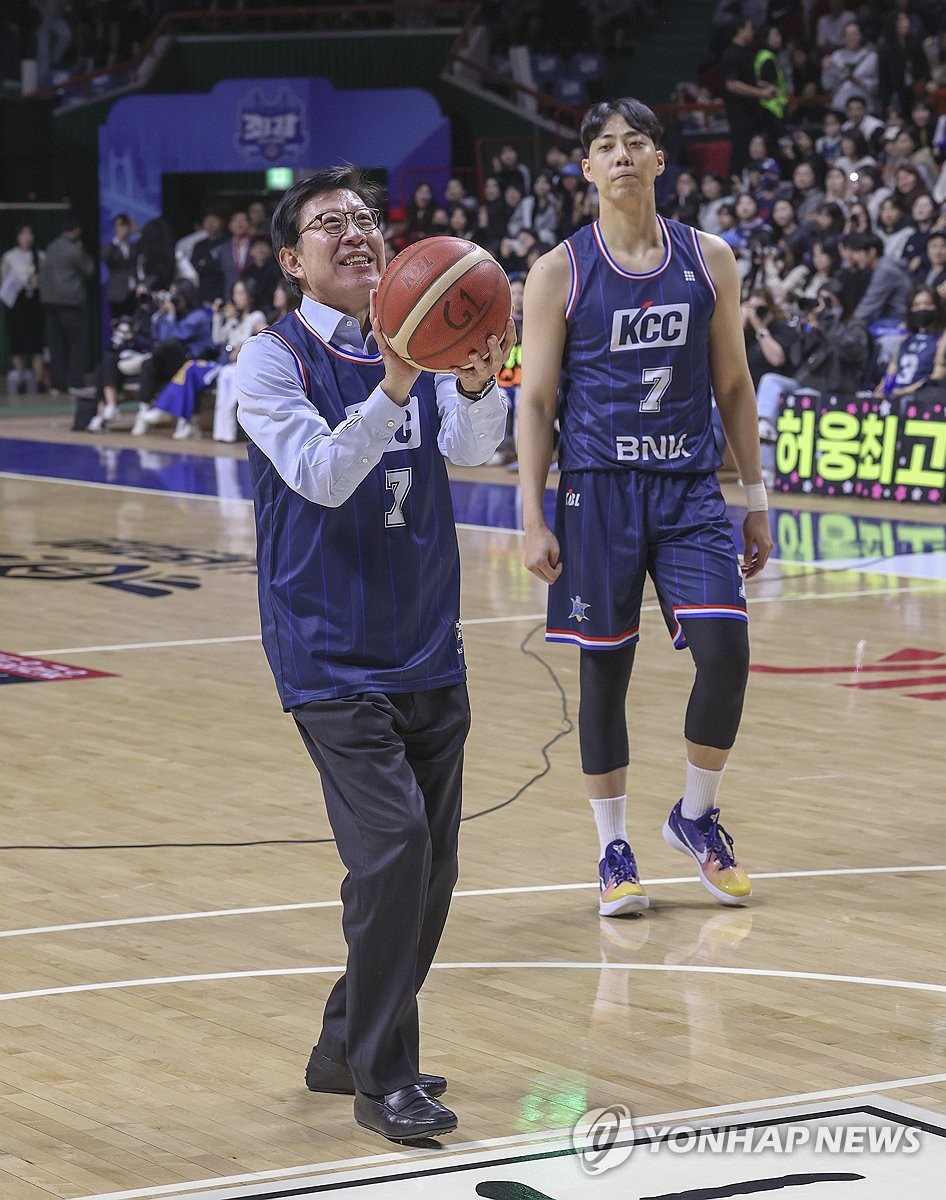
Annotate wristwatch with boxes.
[458,375,496,401]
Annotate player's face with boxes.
[582,114,664,201]
[280,187,385,316]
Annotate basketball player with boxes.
[235,167,512,1142]
[517,100,773,918]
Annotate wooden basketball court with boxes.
[2,416,945,1199]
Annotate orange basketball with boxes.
[376,236,511,372]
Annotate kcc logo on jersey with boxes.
[610,303,690,351]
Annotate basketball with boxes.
[376,236,511,372]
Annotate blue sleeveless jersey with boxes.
[893,331,939,389]
[559,217,721,474]
[245,312,465,707]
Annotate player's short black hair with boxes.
[579,99,663,155]
[270,165,382,295]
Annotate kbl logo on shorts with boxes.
[565,489,581,507]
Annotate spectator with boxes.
[844,200,872,234]
[807,199,847,246]
[556,161,589,237]
[785,39,824,118]
[814,0,857,54]
[659,168,702,226]
[788,160,826,222]
[842,93,885,155]
[86,293,155,431]
[242,236,282,313]
[170,278,265,442]
[919,229,946,299]
[473,176,512,255]
[836,128,877,178]
[734,190,773,247]
[889,164,930,217]
[211,278,267,356]
[491,143,531,195]
[716,201,741,248]
[131,280,214,434]
[775,236,843,312]
[191,211,228,305]
[750,157,784,221]
[246,200,270,240]
[220,211,252,302]
[907,100,939,159]
[497,226,539,276]
[742,284,800,389]
[878,11,929,117]
[135,216,176,296]
[770,196,811,261]
[1,224,46,395]
[488,273,524,467]
[429,207,451,235]
[851,163,891,223]
[873,283,946,402]
[443,176,478,221]
[822,163,852,206]
[382,204,410,258]
[754,24,789,142]
[101,213,139,320]
[266,278,298,325]
[875,194,915,260]
[816,108,846,163]
[697,172,730,233]
[405,180,437,241]
[756,277,869,479]
[846,230,913,321]
[175,212,215,288]
[721,18,775,178]
[883,126,937,190]
[38,211,94,396]
[507,172,562,248]
[822,21,879,111]
[447,204,475,240]
[901,193,940,275]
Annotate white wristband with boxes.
[745,482,769,512]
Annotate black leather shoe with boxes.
[354,1085,457,1143]
[305,1047,446,1097]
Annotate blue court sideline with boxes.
[3,437,946,571]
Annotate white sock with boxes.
[681,762,725,820]
[589,795,628,857]
[102,402,117,420]
[175,417,188,435]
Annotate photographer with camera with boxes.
[754,278,868,480]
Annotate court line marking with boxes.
[71,1078,946,1200]
[0,471,252,504]
[3,960,946,1005]
[20,578,946,658]
[1,864,943,939]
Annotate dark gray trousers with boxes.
[292,683,470,1095]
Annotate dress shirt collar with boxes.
[298,294,377,353]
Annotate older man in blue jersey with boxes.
[518,99,773,919]
[236,167,511,1143]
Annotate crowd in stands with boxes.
[3,1,946,475]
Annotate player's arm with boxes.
[699,231,774,579]
[518,244,570,583]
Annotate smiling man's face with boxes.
[278,188,385,317]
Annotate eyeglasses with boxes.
[295,207,381,241]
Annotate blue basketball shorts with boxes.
[545,470,747,650]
